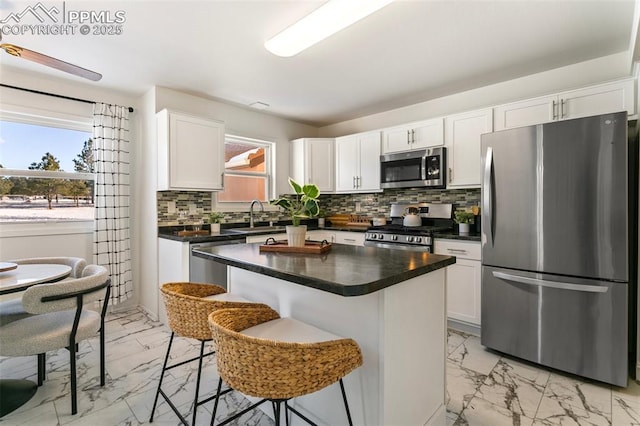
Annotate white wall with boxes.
[137,86,319,319]
[318,52,632,137]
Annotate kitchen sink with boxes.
[227,226,287,234]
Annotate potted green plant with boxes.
[270,177,320,246]
[454,210,474,234]
[317,209,327,228]
[207,211,224,234]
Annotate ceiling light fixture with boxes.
[264,0,394,57]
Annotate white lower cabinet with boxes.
[434,239,481,326]
[308,230,336,243]
[334,231,365,246]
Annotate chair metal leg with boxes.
[69,337,77,415]
[191,340,206,426]
[273,400,281,426]
[149,331,175,423]
[210,378,223,426]
[99,322,106,386]
[339,378,354,426]
[37,353,45,386]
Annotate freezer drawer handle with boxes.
[492,271,608,293]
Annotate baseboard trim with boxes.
[447,318,481,336]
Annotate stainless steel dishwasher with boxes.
[189,238,246,290]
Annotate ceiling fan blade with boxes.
[1,43,102,81]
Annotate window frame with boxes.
[0,109,95,236]
[214,134,278,212]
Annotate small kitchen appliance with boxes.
[380,147,446,189]
[364,202,454,252]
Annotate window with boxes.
[0,119,94,223]
[217,135,273,203]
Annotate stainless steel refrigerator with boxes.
[480,111,634,387]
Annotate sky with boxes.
[0,120,91,171]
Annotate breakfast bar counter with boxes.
[193,243,455,426]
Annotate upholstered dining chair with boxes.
[0,264,110,415]
[208,306,363,426]
[150,282,266,426]
[0,257,87,326]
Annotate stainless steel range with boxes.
[364,203,454,252]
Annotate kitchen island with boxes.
[193,243,455,426]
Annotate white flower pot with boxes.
[459,223,470,234]
[210,223,221,234]
[286,225,307,247]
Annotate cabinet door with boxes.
[306,139,335,192]
[334,231,365,246]
[357,132,381,191]
[559,79,635,120]
[308,230,336,243]
[411,118,444,149]
[335,136,359,192]
[445,108,492,187]
[382,125,411,153]
[445,259,481,325]
[493,95,556,131]
[158,110,225,190]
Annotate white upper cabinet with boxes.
[382,118,444,153]
[445,108,492,188]
[290,138,335,193]
[494,79,635,131]
[335,131,381,193]
[157,109,225,191]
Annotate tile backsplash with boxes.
[157,188,480,225]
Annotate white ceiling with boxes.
[0,0,637,126]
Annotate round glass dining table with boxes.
[0,263,72,417]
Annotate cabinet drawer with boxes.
[434,239,480,260]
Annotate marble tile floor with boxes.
[0,308,637,426]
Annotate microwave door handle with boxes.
[483,147,494,246]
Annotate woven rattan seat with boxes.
[208,305,363,426]
[149,282,263,426]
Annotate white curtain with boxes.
[92,103,133,304]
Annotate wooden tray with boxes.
[177,230,210,236]
[259,239,332,254]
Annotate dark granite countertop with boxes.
[433,231,481,242]
[193,243,455,297]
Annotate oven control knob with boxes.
[376,234,383,240]
[416,237,422,243]
[407,236,414,243]
[392,235,398,241]
[369,234,376,239]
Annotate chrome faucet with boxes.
[249,199,264,228]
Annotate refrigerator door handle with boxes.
[483,147,494,246]
[492,271,609,293]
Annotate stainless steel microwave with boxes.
[380,147,446,189]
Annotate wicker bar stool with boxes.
[208,306,363,426]
[149,282,264,426]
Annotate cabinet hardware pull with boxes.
[552,100,557,120]
[493,271,608,293]
[411,129,415,144]
[447,248,468,254]
[221,173,225,189]
[357,176,361,188]
[353,176,356,188]
[407,130,411,144]
[560,99,566,118]
[448,167,452,183]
